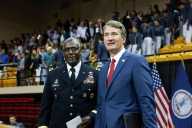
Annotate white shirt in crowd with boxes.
[89,28,94,37]
[76,26,87,40]
[18,45,23,54]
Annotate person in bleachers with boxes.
[52,29,60,46]
[97,36,110,69]
[47,26,52,38]
[24,46,34,86]
[0,49,9,64]
[162,10,174,46]
[28,38,38,48]
[67,26,75,39]
[127,26,142,54]
[131,10,139,27]
[153,4,161,16]
[9,115,25,128]
[54,45,65,68]
[12,45,19,63]
[31,49,41,85]
[24,33,30,46]
[141,19,155,55]
[87,22,95,50]
[41,46,54,85]
[18,41,23,54]
[81,43,90,64]
[154,20,165,54]
[76,21,88,43]
[151,11,164,26]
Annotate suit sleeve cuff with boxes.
[38,126,48,128]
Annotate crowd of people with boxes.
[0,0,191,86]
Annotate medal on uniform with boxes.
[82,93,87,98]
[90,93,94,99]
[85,72,94,84]
[83,80,87,84]
[54,79,58,84]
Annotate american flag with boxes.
[151,64,173,128]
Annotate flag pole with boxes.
[153,50,156,65]
[181,52,185,70]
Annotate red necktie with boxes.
[107,58,116,87]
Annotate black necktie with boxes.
[70,68,75,85]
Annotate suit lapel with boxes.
[106,51,130,93]
[101,61,110,96]
[72,64,87,88]
[59,65,72,85]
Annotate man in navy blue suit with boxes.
[94,20,157,128]
[97,36,109,62]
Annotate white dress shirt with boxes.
[67,61,82,79]
[108,48,125,76]
[76,26,87,40]
[89,28,94,37]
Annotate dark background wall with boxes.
[0,0,165,43]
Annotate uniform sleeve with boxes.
[94,72,102,128]
[38,74,53,127]
[133,56,157,128]
[88,70,98,125]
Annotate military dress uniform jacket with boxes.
[38,63,98,128]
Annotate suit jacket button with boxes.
[70,96,73,99]
[70,113,73,116]
[106,100,108,103]
[70,104,73,107]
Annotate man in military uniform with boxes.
[38,38,98,128]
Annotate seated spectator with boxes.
[81,43,90,64]
[0,49,9,64]
[9,115,25,128]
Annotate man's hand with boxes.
[152,41,155,45]
[76,116,92,128]
[135,50,138,53]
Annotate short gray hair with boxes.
[103,20,127,38]
[64,37,80,47]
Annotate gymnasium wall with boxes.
[0,0,165,43]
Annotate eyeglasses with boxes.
[63,47,79,52]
